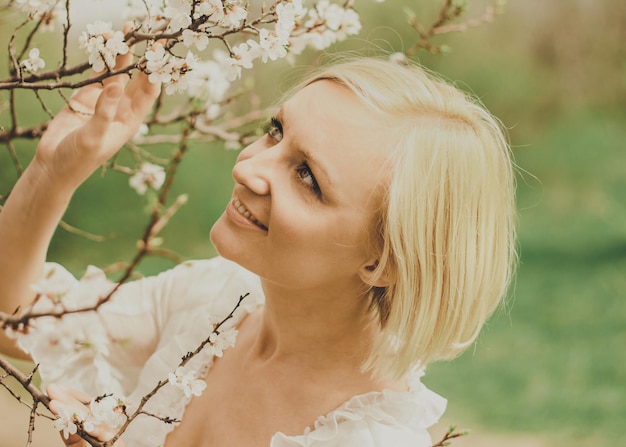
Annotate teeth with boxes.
[233,199,267,230]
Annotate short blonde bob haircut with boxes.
[285,57,517,382]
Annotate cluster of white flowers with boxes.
[15,0,57,20]
[168,367,208,398]
[16,0,65,31]
[183,51,236,119]
[10,0,366,194]
[31,269,71,302]
[126,0,248,34]
[78,21,130,73]
[144,46,200,95]
[166,326,237,398]
[206,326,238,358]
[117,0,359,94]
[89,394,130,429]
[128,162,167,195]
[17,267,116,372]
[53,393,129,439]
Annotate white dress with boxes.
[16,257,446,447]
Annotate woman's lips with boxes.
[232,198,268,231]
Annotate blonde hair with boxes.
[286,57,517,382]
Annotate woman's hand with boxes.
[47,384,126,447]
[0,40,161,359]
[35,48,160,190]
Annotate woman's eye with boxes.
[296,163,322,198]
[264,117,283,142]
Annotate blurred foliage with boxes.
[1,0,625,446]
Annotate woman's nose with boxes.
[232,143,273,196]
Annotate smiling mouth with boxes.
[232,198,268,231]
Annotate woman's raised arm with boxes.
[0,51,160,359]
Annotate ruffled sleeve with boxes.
[271,368,446,447]
[16,257,263,399]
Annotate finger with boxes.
[68,80,103,111]
[88,83,123,135]
[124,40,162,116]
[47,383,74,402]
[102,51,132,88]
[126,69,161,120]
[53,386,92,405]
[48,384,89,409]
[65,387,93,403]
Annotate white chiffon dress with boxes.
[16,256,446,447]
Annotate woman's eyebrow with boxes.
[276,106,334,188]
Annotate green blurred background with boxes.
[1,0,625,446]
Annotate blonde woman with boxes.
[0,53,516,447]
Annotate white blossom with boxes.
[207,47,241,83]
[185,56,232,102]
[276,0,307,34]
[39,2,66,32]
[145,45,173,84]
[90,395,129,429]
[31,271,69,301]
[305,1,361,32]
[198,0,224,23]
[53,407,78,440]
[129,163,166,195]
[165,52,198,95]
[123,0,149,22]
[204,103,221,120]
[335,8,361,39]
[16,267,121,391]
[206,327,238,358]
[258,28,289,63]
[389,52,408,65]
[125,0,167,32]
[297,2,362,51]
[230,41,257,69]
[15,0,56,20]
[78,21,129,72]
[168,367,207,398]
[220,0,248,29]
[182,29,210,51]
[18,310,111,370]
[164,0,192,32]
[132,123,150,143]
[287,34,309,57]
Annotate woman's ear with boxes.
[358,259,390,288]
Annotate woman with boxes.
[0,51,516,446]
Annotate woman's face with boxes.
[210,80,393,292]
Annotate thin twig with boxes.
[17,15,44,62]
[5,139,24,176]
[7,18,30,77]
[432,426,468,447]
[61,0,72,69]
[32,90,55,119]
[58,220,110,242]
[0,357,50,407]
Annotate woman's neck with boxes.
[245,278,378,371]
